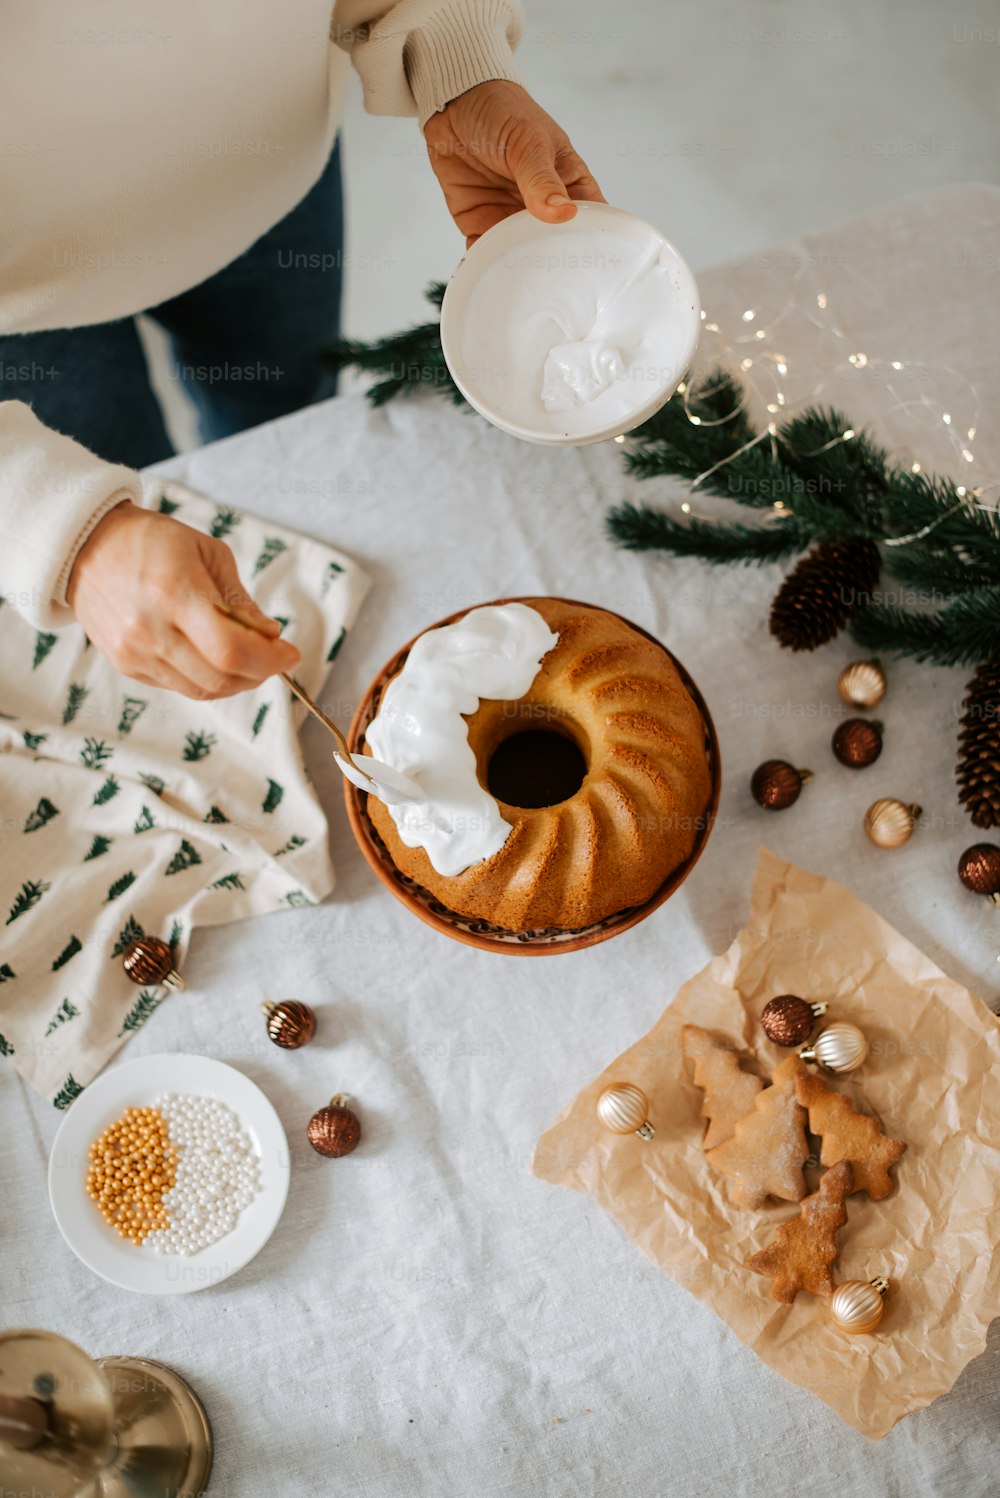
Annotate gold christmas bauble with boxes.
[838,659,887,709]
[831,1277,889,1334]
[596,1083,654,1140]
[801,1021,869,1074]
[864,798,921,848]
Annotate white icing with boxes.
[459,228,687,437]
[365,603,559,877]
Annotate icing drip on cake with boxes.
[364,603,559,877]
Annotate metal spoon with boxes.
[212,601,424,806]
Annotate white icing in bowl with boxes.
[364,603,558,877]
[440,203,700,446]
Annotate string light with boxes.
[663,268,999,537]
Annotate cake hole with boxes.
[487,729,587,809]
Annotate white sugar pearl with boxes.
[144,1092,262,1258]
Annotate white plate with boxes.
[48,1053,290,1295]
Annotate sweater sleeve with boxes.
[333,0,524,125]
[0,401,143,630]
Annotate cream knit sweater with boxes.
[0,0,523,629]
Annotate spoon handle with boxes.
[211,601,354,763]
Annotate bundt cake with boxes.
[363,597,713,931]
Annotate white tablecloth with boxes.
[3,184,1000,1497]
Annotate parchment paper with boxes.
[532,848,1000,1440]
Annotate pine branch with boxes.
[606,504,810,563]
[850,587,1000,666]
[882,545,1000,595]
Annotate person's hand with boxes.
[423,80,605,246]
[66,501,301,698]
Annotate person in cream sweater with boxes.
[0,0,603,699]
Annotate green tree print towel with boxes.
[0,478,369,1104]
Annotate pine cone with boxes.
[769,541,881,652]
[957,660,1000,829]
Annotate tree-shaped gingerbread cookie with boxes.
[705,1055,808,1209]
[795,1068,906,1199]
[682,1025,764,1149]
[745,1159,854,1303]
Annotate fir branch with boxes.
[168,919,183,951]
[139,772,166,797]
[0,963,16,982]
[22,729,48,752]
[0,1033,13,1057]
[851,586,1000,666]
[882,545,1000,595]
[203,804,229,824]
[207,871,245,891]
[607,504,810,563]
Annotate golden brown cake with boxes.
[364,597,712,931]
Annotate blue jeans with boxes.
[0,142,344,469]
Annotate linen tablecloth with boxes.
[2,184,999,1497]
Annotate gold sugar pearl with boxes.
[87,1103,176,1246]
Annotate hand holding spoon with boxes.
[212,601,424,806]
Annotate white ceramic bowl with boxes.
[48,1053,290,1295]
[440,202,700,446]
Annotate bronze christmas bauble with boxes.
[760,995,827,1047]
[122,936,185,990]
[957,844,1000,900]
[262,1000,317,1049]
[838,660,887,710]
[307,1095,361,1157]
[864,798,921,848]
[832,718,883,768]
[750,760,813,810]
